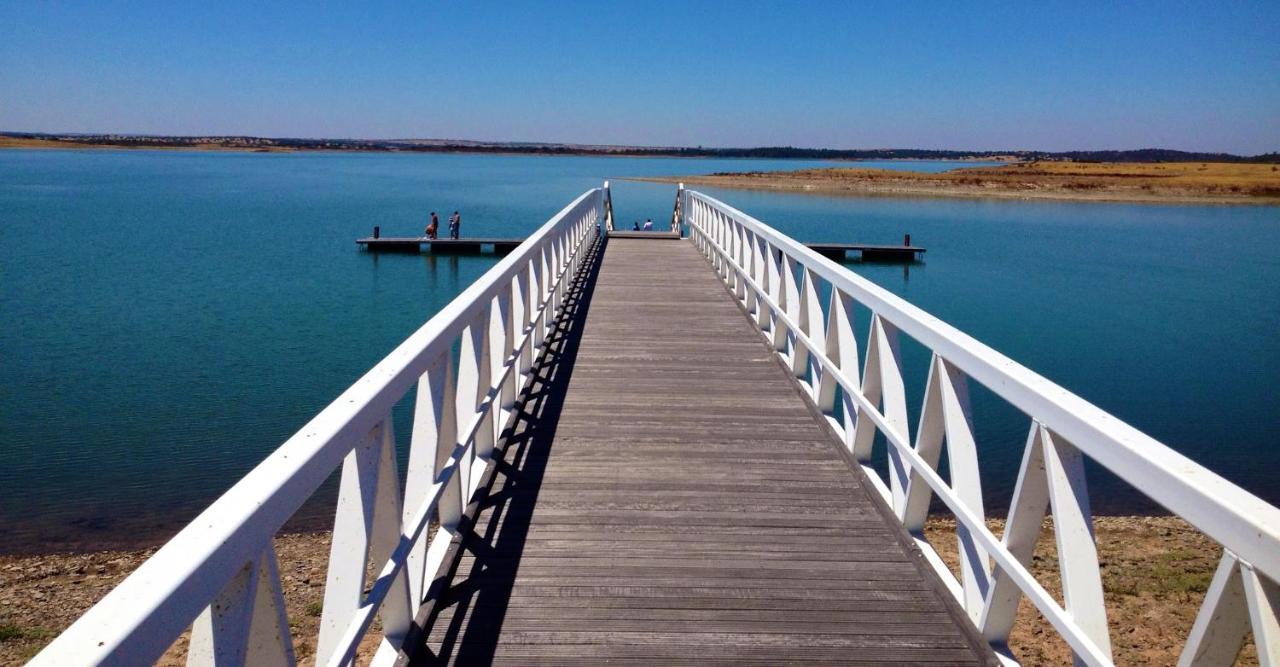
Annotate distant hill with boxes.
[2,132,1276,163]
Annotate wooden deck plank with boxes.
[411,236,995,665]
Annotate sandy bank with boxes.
[0,516,1257,665]
[631,161,1280,205]
[0,136,303,153]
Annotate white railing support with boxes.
[404,352,453,607]
[32,186,605,667]
[682,188,1280,666]
[187,548,294,667]
[315,416,404,665]
[1179,550,1280,666]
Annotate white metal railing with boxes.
[32,186,606,666]
[670,182,684,234]
[683,189,1280,666]
[603,180,614,232]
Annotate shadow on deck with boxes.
[407,234,996,666]
[410,231,604,665]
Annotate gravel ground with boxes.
[0,532,372,665]
[924,515,1259,666]
[0,516,1261,665]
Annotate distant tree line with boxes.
[4,132,1277,163]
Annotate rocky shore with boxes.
[0,516,1257,665]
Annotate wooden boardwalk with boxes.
[414,236,997,665]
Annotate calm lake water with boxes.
[1,150,1276,552]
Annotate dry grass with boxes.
[0,136,295,152]
[0,137,81,150]
[1,518,1265,665]
[924,515,1259,665]
[636,161,1280,204]
[0,533,380,666]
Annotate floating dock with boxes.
[359,232,924,262]
[356,236,524,254]
[806,242,927,262]
[606,229,682,239]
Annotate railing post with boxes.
[1180,552,1280,665]
[903,356,990,619]
[515,264,533,377]
[458,310,494,478]
[187,547,295,667]
[671,182,684,234]
[1042,430,1111,663]
[603,180,613,232]
[799,267,825,397]
[316,416,403,665]
[818,288,858,430]
[404,352,460,607]
[852,314,908,508]
[530,248,547,349]
[767,246,787,352]
[782,254,804,374]
[493,285,517,420]
[551,234,563,311]
[732,223,747,301]
[981,423,1051,645]
[753,235,771,332]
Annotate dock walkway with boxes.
[416,236,996,665]
[357,237,525,254]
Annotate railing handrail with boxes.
[683,188,1280,665]
[33,187,606,666]
[686,189,1280,576]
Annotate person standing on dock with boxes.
[425,212,439,239]
[449,211,461,239]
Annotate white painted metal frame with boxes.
[32,186,606,667]
[684,188,1280,667]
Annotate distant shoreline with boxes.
[0,138,1003,162]
[0,134,1018,160]
[3,133,1276,164]
[629,161,1280,205]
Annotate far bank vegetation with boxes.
[641,161,1280,204]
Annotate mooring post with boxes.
[374,226,381,239]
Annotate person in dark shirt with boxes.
[425,211,439,239]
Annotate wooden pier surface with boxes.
[357,233,923,261]
[356,237,525,254]
[414,236,995,665]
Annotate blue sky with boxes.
[2,1,1277,153]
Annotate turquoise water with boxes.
[1,150,1276,552]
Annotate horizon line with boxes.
[3,130,1276,159]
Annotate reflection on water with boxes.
[837,257,918,285]
[423,253,463,282]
